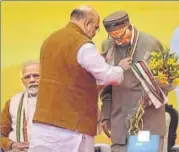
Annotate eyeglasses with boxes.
[112,28,127,41]
[23,74,40,80]
[109,26,128,41]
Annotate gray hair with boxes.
[21,60,40,76]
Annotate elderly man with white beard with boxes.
[1,60,40,152]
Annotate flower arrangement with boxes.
[127,49,179,135]
[148,48,179,92]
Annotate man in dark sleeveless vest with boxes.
[28,6,132,152]
[100,11,167,152]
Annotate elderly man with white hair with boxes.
[1,60,40,152]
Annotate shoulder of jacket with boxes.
[102,38,114,48]
[139,31,160,44]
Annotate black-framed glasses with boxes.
[111,28,127,41]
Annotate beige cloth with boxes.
[28,123,94,152]
[8,91,36,143]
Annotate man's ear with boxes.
[85,18,93,26]
[84,19,90,30]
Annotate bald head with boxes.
[70,5,100,39]
[70,5,99,21]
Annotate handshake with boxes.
[118,57,132,71]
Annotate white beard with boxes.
[26,84,38,97]
[28,86,38,96]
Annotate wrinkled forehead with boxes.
[22,63,40,75]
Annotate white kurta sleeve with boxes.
[77,43,124,86]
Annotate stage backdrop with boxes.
[1,1,179,144]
